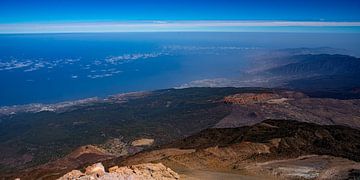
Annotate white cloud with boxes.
[105,52,165,64]
[1,21,360,34]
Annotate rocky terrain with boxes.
[1,87,360,179]
[219,91,360,128]
[0,87,257,176]
[58,163,179,180]
[7,145,114,180]
[26,119,360,180]
[108,120,360,180]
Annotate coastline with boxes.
[0,91,150,116]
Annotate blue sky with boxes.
[0,0,360,33]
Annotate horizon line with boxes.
[1,20,360,34]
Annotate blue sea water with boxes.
[0,32,360,106]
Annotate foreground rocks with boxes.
[116,120,360,180]
[246,155,360,180]
[58,162,180,180]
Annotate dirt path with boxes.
[179,169,269,180]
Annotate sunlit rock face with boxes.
[58,162,180,180]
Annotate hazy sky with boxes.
[0,0,360,33]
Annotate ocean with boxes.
[1,32,360,106]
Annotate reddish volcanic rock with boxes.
[58,162,180,180]
[224,93,281,105]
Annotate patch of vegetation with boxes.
[0,87,271,172]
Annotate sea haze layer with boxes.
[1,32,360,106]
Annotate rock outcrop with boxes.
[7,145,114,180]
[224,93,281,105]
[219,92,360,129]
[131,138,155,146]
[58,162,180,180]
[223,91,306,105]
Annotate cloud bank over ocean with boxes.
[1,21,360,34]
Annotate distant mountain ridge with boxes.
[267,54,360,77]
[180,50,360,99]
[263,54,360,97]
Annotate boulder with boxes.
[85,163,105,177]
[58,162,180,180]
